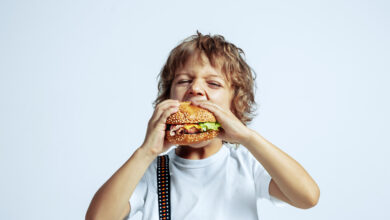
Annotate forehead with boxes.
[174,52,229,81]
[175,67,224,79]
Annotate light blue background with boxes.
[1,0,389,219]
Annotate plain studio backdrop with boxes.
[0,0,389,219]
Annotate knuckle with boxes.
[162,112,171,119]
[162,109,175,119]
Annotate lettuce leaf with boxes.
[198,122,221,132]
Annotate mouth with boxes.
[183,98,207,103]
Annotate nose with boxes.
[188,80,205,96]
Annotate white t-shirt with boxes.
[125,144,286,220]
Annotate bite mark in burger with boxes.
[165,101,222,145]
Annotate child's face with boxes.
[169,52,234,111]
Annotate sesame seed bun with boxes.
[166,101,216,124]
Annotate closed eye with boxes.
[178,80,191,84]
[209,82,221,87]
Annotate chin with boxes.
[177,138,221,149]
[182,140,211,148]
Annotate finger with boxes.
[155,99,180,109]
[191,100,223,111]
[191,100,225,119]
[217,131,226,141]
[156,105,180,126]
[152,99,179,118]
[217,130,236,145]
[163,138,175,150]
[150,100,180,125]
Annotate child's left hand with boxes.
[191,100,253,145]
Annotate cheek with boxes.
[169,88,176,99]
[170,86,183,99]
[210,92,232,109]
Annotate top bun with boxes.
[166,101,216,124]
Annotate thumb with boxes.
[162,139,175,152]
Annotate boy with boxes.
[86,31,320,220]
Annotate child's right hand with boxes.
[140,99,180,158]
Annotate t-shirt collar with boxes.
[168,145,228,169]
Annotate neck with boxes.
[175,139,223,160]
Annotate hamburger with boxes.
[165,101,222,145]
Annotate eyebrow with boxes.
[175,72,224,79]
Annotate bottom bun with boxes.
[165,130,219,145]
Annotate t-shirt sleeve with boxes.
[124,169,149,219]
[249,150,287,207]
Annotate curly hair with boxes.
[153,30,257,126]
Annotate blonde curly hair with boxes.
[153,30,257,126]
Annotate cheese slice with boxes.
[183,124,201,130]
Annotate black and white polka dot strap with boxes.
[157,155,171,220]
